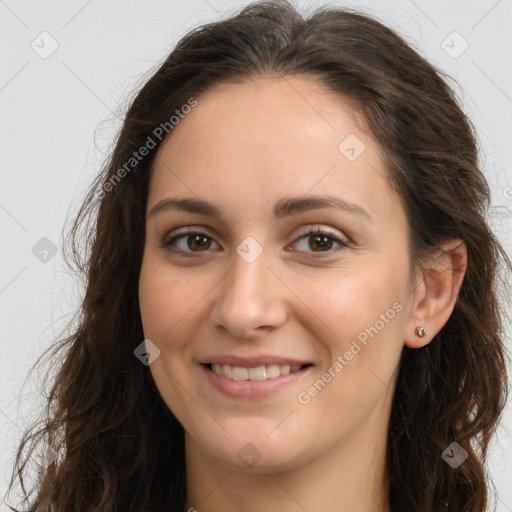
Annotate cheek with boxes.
[291,269,406,420]
[291,260,409,411]
[138,258,192,352]
[138,258,199,411]
[293,259,408,344]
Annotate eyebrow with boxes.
[148,195,373,222]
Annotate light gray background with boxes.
[1,0,511,510]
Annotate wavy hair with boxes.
[7,1,511,511]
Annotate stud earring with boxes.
[415,326,427,338]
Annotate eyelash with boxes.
[161,225,350,259]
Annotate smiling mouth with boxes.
[203,363,312,381]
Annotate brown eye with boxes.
[162,229,220,257]
[290,226,349,258]
[185,234,212,251]
[162,225,349,259]
[307,233,334,252]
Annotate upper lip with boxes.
[199,355,313,367]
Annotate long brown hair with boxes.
[7,1,511,510]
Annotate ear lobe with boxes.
[404,239,467,349]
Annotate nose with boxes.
[209,245,288,340]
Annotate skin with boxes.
[138,75,467,512]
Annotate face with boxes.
[138,75,417,472]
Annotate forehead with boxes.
[149,75,400,225]
[164,75,370,153]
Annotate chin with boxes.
[192,425,310,474]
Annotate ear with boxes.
[404,238,467,348]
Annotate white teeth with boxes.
[266,365,281,378]
[280,365,290,375]
[231,366,249,381]
[222,364,232,378]
[210,363,306,380]
[248,366,266,380]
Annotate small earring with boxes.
[415,326,427,338]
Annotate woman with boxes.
[8,1,510,511]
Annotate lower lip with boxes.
[200,364,312,400]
